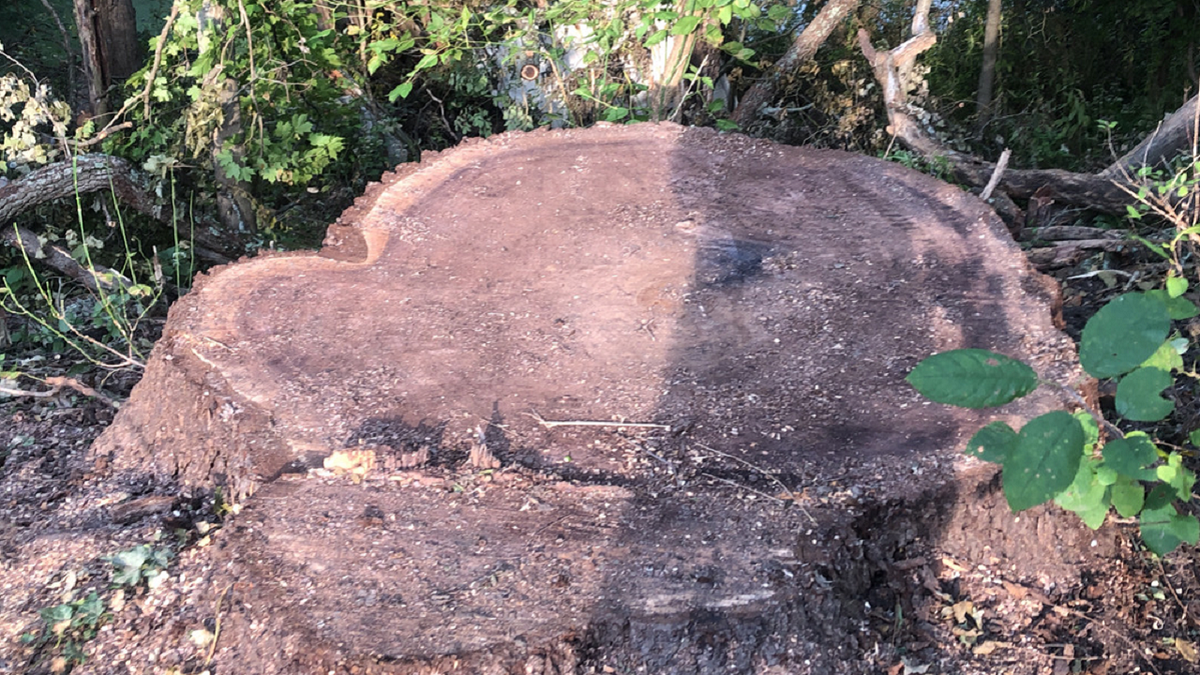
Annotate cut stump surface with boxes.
[91,123,1097,673]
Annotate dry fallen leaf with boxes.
[952,600,974,625]
[972,640,1009,656]
[324,448,377,477]
[1002,580,1027,601]
[1176,638,1198,663]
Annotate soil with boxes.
[2,123,1198,675]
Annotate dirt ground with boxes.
[2,124,1199,674]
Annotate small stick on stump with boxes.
[979,148,1011,202]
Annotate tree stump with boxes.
[91,123,1103,674]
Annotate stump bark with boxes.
[90,123,1104,674]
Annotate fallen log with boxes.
[855,6,1194,218]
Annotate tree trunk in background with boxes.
[73,0,107,116]
[72,0,140,117]
[95,0,141,81]
[976,0,1002,115]
[731,0,860,128]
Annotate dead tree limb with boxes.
[0,154,165,225]
[731,0,861,128]
[1101,93,1199,179]
[0,223,129,291]
[0,154,232,265]
[854,4,1176,217]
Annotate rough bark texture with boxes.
[0,154,164,225]
[73,0,107,116]
[1101,92,1199,178]
[95,0,141,82]
[0,154,233,266]
[86,123,1093,673]
[731,0,860,128]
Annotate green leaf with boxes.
[1167,276,1188,298]
[1054,456,1109,528]
[1115,367,1173,421]
[388,82,414,102]
[1189,428,1200,447]
[1111,478,1145,517]
[414,52,440,71]
[1079,293,1171,378]
[1101,433,1159,481]
[670,15,703,35]
[644,29,668,47]
[1140,504,1199,556]
[1074,411,1099,451]
[718,5,732,23]
[1002,411,1085,511]
[40,603,74,624]
[1158,453,1196,501]
[1145,289,1199,319]
[1140,341,1183,372]
[906,349,1038,408]
[767,4,792,22]
[965,421,1017,463]
[75,593,105,625]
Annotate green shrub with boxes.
[907,287,1198,556]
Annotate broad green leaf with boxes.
[1115,367,1173,421]
[1074,501,1110,529]
[1140,341,1184,372]
[1167,276,1189,298]
[1074,411,1099,451]
[644,29,668,47]
[1190,428,1200,447]
[1095,463,1119,486]
[965,421,1017,463]
[1111,478,1145,517]
[1055,456,1109,528]
[1079,293,1170,378]
[906,349,1037,408]
[1140,504,1199,556]
[388,82,414,102]
[1101,433,1159,481]
[767,4,792,22]
[39,603,74,624]
[1145,289,1199,319]
[414,52,440,71]
[76,593,105,624]
[1003,411,1085,511]
[670,15,703,34]
[1158,453,1196,501]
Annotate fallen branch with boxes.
[1,223,130,292]
[1026,239,1136,269]
[0,375,118,407]
[524,410,672,430]
[978,148,1010,202]
[0,154,165,226]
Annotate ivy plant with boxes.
[907,286,1199,556]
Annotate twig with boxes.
[1055,382,1124,441]
[524,409,671,430]
[142,1,181,119]
[204,583,233,667]
[695,442,818,525]
[0,375,118,407]
[979,148,1011,202]
[701,472,787,505]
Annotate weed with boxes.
[20,592,108,670]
